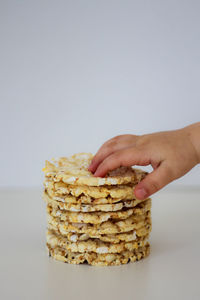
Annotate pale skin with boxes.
[88,122,200,200]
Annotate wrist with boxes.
[184,122,200,164]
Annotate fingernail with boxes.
[135,188,148,199]
[88,162,94,171]
[93,171,98,176]
[94,169,101,177]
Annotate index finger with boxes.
[89,135,137,173]
[94,147,150,177]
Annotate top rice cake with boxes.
[43,153,147,187]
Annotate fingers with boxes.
[89,135,138,173]
[93,147,150,177]
[134,162,174,200]
[88,140,115,173]
[92,143,174,200]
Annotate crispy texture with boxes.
[43,191,146,212]
[47,211,151,235]
[47,229,149,253]
[47,205,134,224]
[45,184,126,204]
[47,243,150,266]
[44,180,137,200]
[43,153,152,266]
[43,153,147,186]
[47,223,151,243]
[47,199,151,224]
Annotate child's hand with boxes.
[88,124,200,200]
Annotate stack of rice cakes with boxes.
[43,153,152,266]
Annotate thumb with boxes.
[134,162,173,199]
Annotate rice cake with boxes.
[47,211,151,235]
[47,229,149,253]
[45,180,137,200]
[47,199,151,224]
[43,153,147,187]
[43,191,146,211]
[47,205,134,224]
[43,153,152,266]
[47,223,151,243]
[47,243,150,266]
[43,192,145,212]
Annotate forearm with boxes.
[184,122,200,164]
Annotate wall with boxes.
[0,0,199,187]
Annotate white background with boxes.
[0,0,200,187]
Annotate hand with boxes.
[88,125,200,200]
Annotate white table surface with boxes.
[0,187,200,300]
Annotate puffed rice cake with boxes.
[47,243,150,266]
[43,191,146,212]
[47,229,149,253]
[47,198,151,224]
[43,153,147,187]
[43,153,152,266]
[45,180,138,200]
[47,222,151,243]
[47,211,151,235]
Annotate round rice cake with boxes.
[45,185,127,204]
[47,211,151,235]
[44,180,137,200]
[47,199,151,224]
[43,153,147,187]
[47,229,149,253]
[46,243,150,266]
[43,192,147,212]
[47,205,134,224]
[45,183,142,204]
[48,223,151,243]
